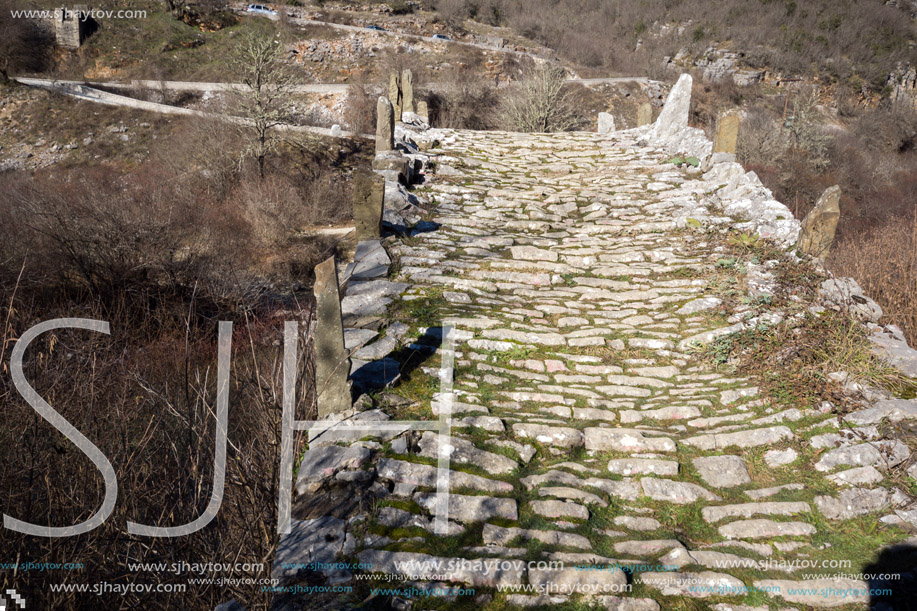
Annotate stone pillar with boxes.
[402,69,414,115]
[713,110,741,154]
[651,73,692,140]
[597,112,615,134]
[353,170,385,241]
[375,96,395,154]
[637,102,654,126]
[313,256,352,418]
[416,100,429,122]
[799,185,841,261]
[388,72,403,122]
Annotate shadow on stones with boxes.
[410,220,442,235]
[383,325,445,390]
[292,479,376,521]
[382,219,441,238]
[864,541,917,610]
[295,327,444,520]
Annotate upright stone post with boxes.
[651,73,692,140]
[799,185,841,261]
[388,72,403,122]
[713,110,742,154]
[416,100,429,123]
[597,112,615,134]
[313,256,351,418]
[637,102,654,126]
[376,96,395,154]
[353,169,385,241]
[402,69,414,115]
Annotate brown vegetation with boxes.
[0,265,313,609]
[427,0,916,86]
[426,66,500,129]
[344,72,377,134]
[424,59,589,131]
[730,85,917,344]
[0,109,355,608]
[229,33,304,179]
[830,217,917,346]
[498,62,584,132]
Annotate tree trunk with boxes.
[258,131,266,180]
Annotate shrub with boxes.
[0,164,246,302]
[426,67,500,129]
[498,62,584,132]
[344,73,377,135]
[389,0,414,14]
[692,78,752,133]
[738,91,831,194]
[0,115,353,607]
[852,103,917,154]
[0,274,315,610]
[785,90,831,171]
[228,32,302,179]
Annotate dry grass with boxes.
[830,216,917,346]
[0,290,315,610]
[701,230,911,411]
[705,310,908,414]
[0,111,354,608]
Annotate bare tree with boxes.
[228,33,301,180]
[498,62,583,132]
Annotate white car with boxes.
[245,4,278,17]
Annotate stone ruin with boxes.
[39,5,98,50]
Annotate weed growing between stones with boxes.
[704,311,911,413]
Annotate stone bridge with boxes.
[269,75,917,611]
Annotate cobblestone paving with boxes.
[293,128,917,610]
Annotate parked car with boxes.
[245,4,277,16]
[366,25,386,31]
[431,33,451,40]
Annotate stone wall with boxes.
[41,6,97,49]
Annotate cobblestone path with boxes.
[282,127,917,611]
